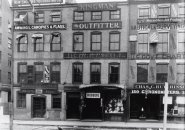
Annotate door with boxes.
[32,96,46,118]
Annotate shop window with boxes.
[137,64,148,83]
[179,5,185,17]
[73,32,84,52]
[52,94,61,109]
[50,10,61,22]
[177,64,185,83]
[178,32,185,53]
[109,31,120,51]
[17,92,26,108]
[110,9,121,20]
[51,32,61,51]
[17,34,28,52]
[138,7,150,18]
[73,62,83,84]
[91,11,102,20]
[109,63,120,84]
[50,62,60,83]
[90,63,101,84]
[74,11,84,21]
[158,6,170,18]
[156,64,168,83]
[32,34,44,52]
[138,33,148,53]
[34,63,44,84]
[91,32,102,51]
[157,32,168,53]
[18,63,27,84]
[34,11,44,23]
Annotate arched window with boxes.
[17,34,28,52]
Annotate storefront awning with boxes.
[79,84,126,89]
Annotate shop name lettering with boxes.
[14,0,63,5]
[130,54,185,60]
[14,24,66,31]
[131,89,185,95]
[72,22,122,30]
[64,52,127,59]
[134,84,185,90]
[137,18,185,24]
[131,23,185,30]
[77,3,117,11]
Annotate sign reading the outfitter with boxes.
[76,3,117,11]
[14,24,66,31]
[72,22,122,30]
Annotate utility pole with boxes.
[163,82,169,130]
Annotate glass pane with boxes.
[52,65,60,71]
[178,32,185,42]
[74,43,82,51]
[110,34,119,42]
[92,34,101,42]
[19,65,27,73]
[157,64,168,73]
[110,43,119,50]
[35,65,43,71]
[137,64,148,82]
[52,44,61,51]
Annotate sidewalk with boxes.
[13,120,185,129]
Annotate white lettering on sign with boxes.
[86,93,100,98]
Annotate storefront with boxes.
[129,83,185,122]
[79,84,126,121]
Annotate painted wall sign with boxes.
[129,54,185,60]
[14,24,67,31]
[64,52,127,59]
[86,93,100,98]
[134,84,185,90]
[20,83,58,90]
[129,0,184,4]
[137,18,185,24]
[20,89,58,94]
[72,21,122,30]
[13,0,64,6]
[76,3,117,11]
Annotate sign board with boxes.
[86,93,100,98]
[13,0,64,6]
[163,96,172,104]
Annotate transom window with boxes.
[156,64,168,83]
[138,8,150,18]
[110,10,121,20]
[90,63,101,84]
[35,11,44,23]
[50,62,60,83]
[177,64,185,83]
[91,11,102,20]
[73,63,83,84]
[73,32,84,51]
[109,31,120,51]
[17,34,28,52]
[158,32,168,53]
[50,10,61,22]
[178,32,185,53]
[74,11,84,21]
[137,64,148,83]
[109,63,120,84]
[32,34,44,52]
[158,6,170,18]
[91,32,102,51]
[138,33,148,53]
[51,32,61,51]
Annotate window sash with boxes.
[73,64,83,83]
[18,35,28,52]
[35,12,44,23]
[51,72,60,83]
[156,64,168,83]
[73,34,83,51]
[91,64,101,83]
[110,10,120,19]
[178,32,185,53]
[110,33,120,51]
[51,11,61,22]
[137,64,148,82]
[92,12,102,20]
[17,92,26,108]
[109,64,119,83]
[51,34,61,51]
[179,6,185,17]
[91,33,101,51]
[34,39,44,51]
[52,94,61,109]
[74,12,84,21]
[157,32,168,53]
[139,8,150,18]
[158,6,170,18]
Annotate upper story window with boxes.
[109,31,120,51]
[34,63,44,84]
[177,64,185,83]
[158,5,170,18]
[73,62,83,84]
[91,11,102,20]
[110,10,121,20]
[74,11,84,21]
[156,64,168,83]
[157,32,168,53]
[179,4,185,17]
[138,7,150,18]
[51,32,61,52]
[14,12,28,24]
[73,32,84,52]
[109,63,120,84]
[50,10,61,22]
[50,62,60,83]
[178,32,185,53]
[137,64,148,83]
[91,31,102,51]
[138,33,148,53]
[17,34,28,52]
[18,63,27,84]
[32,34,44,52]
[34,11,44,23]
[90,63,101,84]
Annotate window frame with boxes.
[73,32,84,52]
[17,34,28,52]
[137,63,148,83]
[156,63,168,83]
[52,94,61,109]
[176,64,185,83]
[17,91,26,108]
[74,11,84,21]
[138,6,150,18]
[90,63,101,84]
[73,62,83,84]
[109,63,120,84]
[91,31,102,51]
[50,62,61,83]
[34,11,44,23]
[34,62,44,84]
[178,4,185,17]
[157,5,170,18]
[109,31,120,51]
[157,32,169,53]
[50,32,61,52]
[18,62,27,84]
[50,10,61,22]
[110,9,121,20]
[33,33,44,52]
[177,31,185,53]
[91,11,102,20]
[137,33,149,53]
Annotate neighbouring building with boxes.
[12,0,129,121]
[128,0,185,122]
[0,0,12,117]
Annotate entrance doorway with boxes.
[66,92,80,119]
[83,98,102,119]
[32,96,46,118]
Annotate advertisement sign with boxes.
[86,93,100,98]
